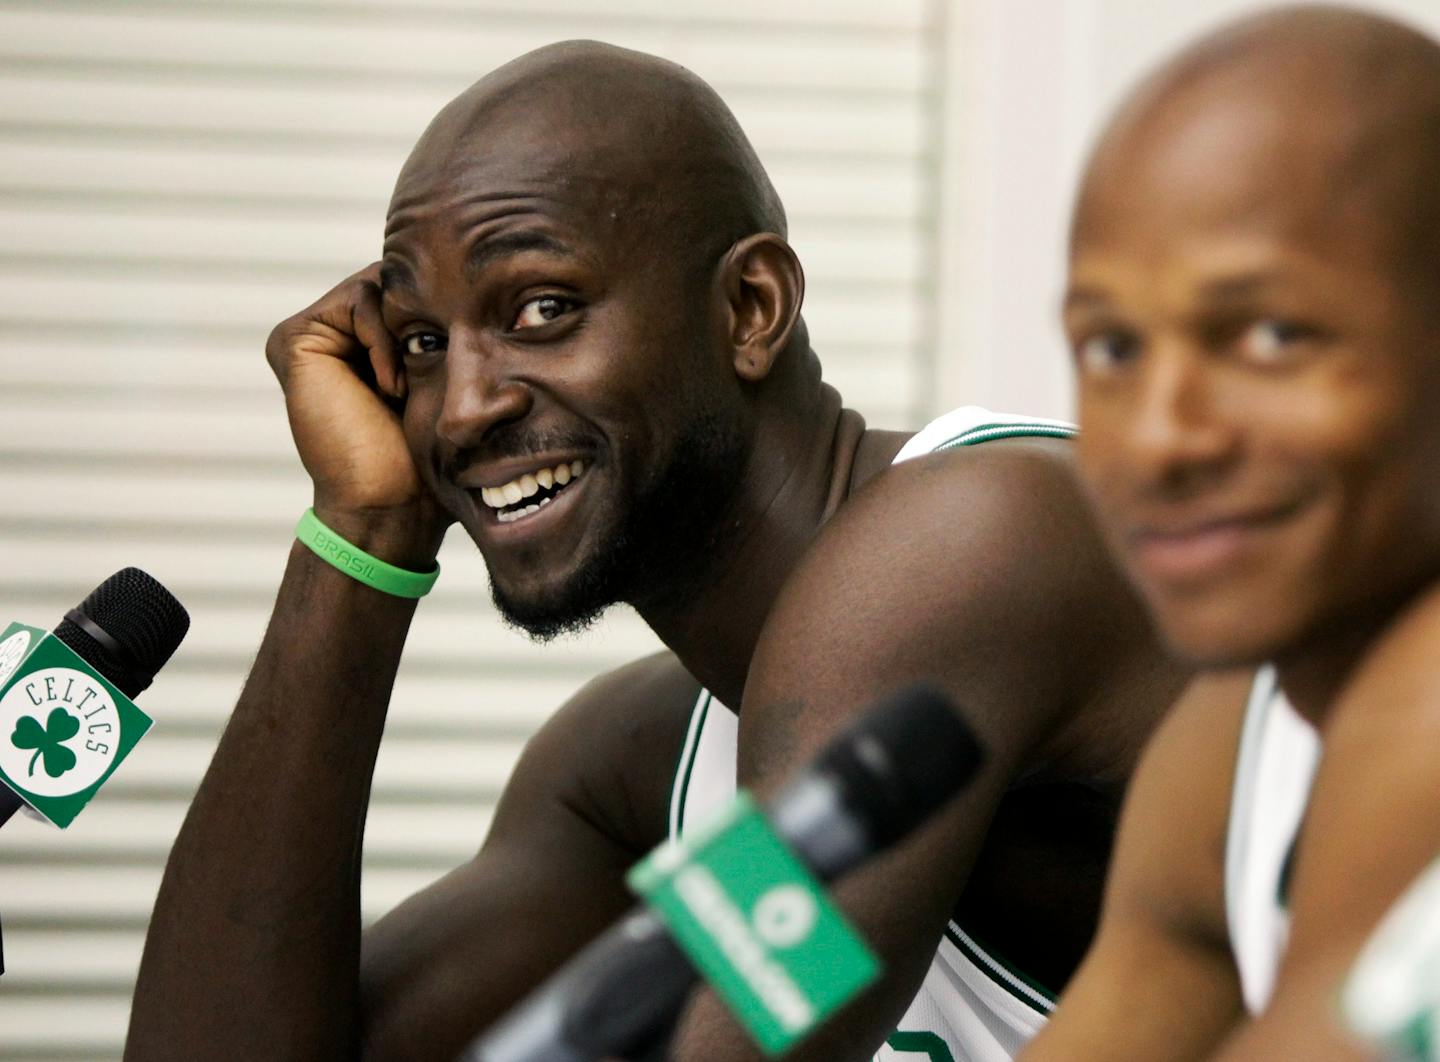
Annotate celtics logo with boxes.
[0,666,118,799]
[0,629,31,687]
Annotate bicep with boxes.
[1025,671,1252,1061]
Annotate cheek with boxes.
[401,388,441,465]
[1073,402,1128,511]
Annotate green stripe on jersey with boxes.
[936,422,1076,451]
[945,923,1056,1014]
[884,1030,957,1061]
[670,691,711,838]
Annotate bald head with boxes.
[1076,4,1440,292]
[392,41,786,270]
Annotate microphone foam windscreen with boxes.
[820,685,985,851]
[53,568,190,698]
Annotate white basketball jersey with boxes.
[1224,666,1321,1014]
[669,407,1074,1062]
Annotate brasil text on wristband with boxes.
[295,508,440,599]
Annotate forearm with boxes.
[127,541,421,1059]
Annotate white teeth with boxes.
[496,500,548,524]
[481,459,589,512]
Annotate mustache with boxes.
[442,426,598,479]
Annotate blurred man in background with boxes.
[126,41,1182,1061]
[1025,6,1440,1059]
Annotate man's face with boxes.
[1065,88,1440,667]
[380,143,748,638]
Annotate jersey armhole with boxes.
[668,689,712,840]
[1223,666,1278,955]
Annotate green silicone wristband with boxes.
[295,508,440,599]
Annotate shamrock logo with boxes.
[11,707,80,778]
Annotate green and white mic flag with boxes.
[628,791,880,1056]
[0,621,153,828]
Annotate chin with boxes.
[1150,600,1299,670]
[487,558,625,643]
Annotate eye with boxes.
[1239,318,1311,364]
[512,295,577,331]
[1074,331,1142,375]
[403,332,446,358]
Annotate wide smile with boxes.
[1126,501,1307,588]
[478,459,589,524]
[458,455,596,549]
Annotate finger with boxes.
[351,277,404,400]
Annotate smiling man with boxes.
[125,42,1181,1062]
[1023,6,1440,1060]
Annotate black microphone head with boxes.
[814,684,984,852]
[52,568,189,698]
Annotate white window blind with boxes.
[0,2,941,1056]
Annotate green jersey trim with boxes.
[944,923,1056,1014]
[934,423,1077,451]
[668,689,712,839]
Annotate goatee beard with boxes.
[490,409,749,641]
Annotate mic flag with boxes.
[0,621,154,828]
[628,791,880,1055]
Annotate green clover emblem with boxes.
[11,707,80,778]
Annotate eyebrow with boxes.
[1061,271,1287,315]
[1195,273,1281,304]
[1062,286,1110,314]
[466,231,576,279]
[379,260,415,295]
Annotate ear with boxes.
[718,233,805,383]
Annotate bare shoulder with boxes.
[507,649,701,855]
[743,437,1173,781]
[1331,578,1440,730]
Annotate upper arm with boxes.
[1215,588,1440,1061]
[672,443,1177,1060]
[1024,670,1251,1062]
[358,653,696,1062]
[741,441,1161,789]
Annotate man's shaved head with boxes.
[378,42,815,639]
[1076,4,1440,294]
[392,40,787,275]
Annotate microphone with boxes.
[0,568,189,828]
[465,684,985,1062]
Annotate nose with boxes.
[435,330,533,451]
[1121,339,1240,495]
